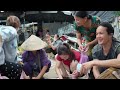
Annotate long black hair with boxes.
[57,43,75,61]
[74,11,92,19]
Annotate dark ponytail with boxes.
[74,11,92,19]
[87,15,92,19]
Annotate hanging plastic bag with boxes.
[71,39,89,79]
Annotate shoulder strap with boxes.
[24,51,30,62]
[36,51,41,71]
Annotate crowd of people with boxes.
[0,11,120,79]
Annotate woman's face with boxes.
[96,26,111,45]
[74,16,87,26]
[59,54,69,60]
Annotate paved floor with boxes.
[43,53,88,79]
[44,53,58,79]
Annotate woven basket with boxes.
[97,67,118,79]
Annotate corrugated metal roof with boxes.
[88,11,116,23]
[72,11,116,23]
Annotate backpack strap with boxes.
[31,51,41,78]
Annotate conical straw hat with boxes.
[21,35,47,51]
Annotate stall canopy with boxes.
[0,11,117,24]
[72,11,116,23]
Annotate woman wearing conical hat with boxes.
[20,35,51,79]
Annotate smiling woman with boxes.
[73,11,101,56]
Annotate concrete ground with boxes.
[43,53,88,79]
[44,53,58,79]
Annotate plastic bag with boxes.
[79,52,89,64]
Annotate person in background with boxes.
[26,30,32,38]
[60,35,68,42]
[45,29,50,39]
[46,34,63,55]
[0,15,22,79]
[35,29,43,39]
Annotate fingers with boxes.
[79,46,84,52]
[32,77,36,79]
[84,46,89,52]
[72,70,78,75]
[79,45,89,52]
[80,64,88,75]
[72,70,76,74]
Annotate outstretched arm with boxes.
[80,54,120,75]
[93,66,100,79]
[76,30,82,46]
[93,54,120,68]
[87,38,98,47]
[55,57,63,79]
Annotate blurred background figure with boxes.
[0,15,22,79]
[45,34,63,55]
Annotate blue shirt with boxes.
[0,25,18,65]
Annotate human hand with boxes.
[47,39,52,45]
[25,76,30,79]
[83,43,89,52]
[78,44,89,52]
[80,61,93,75]
[32,77,39,79]
[72,70,79,76]
[78,44,85,52]
[22,71,30,79]
[72,70,79,79]
[0,74,9,79]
